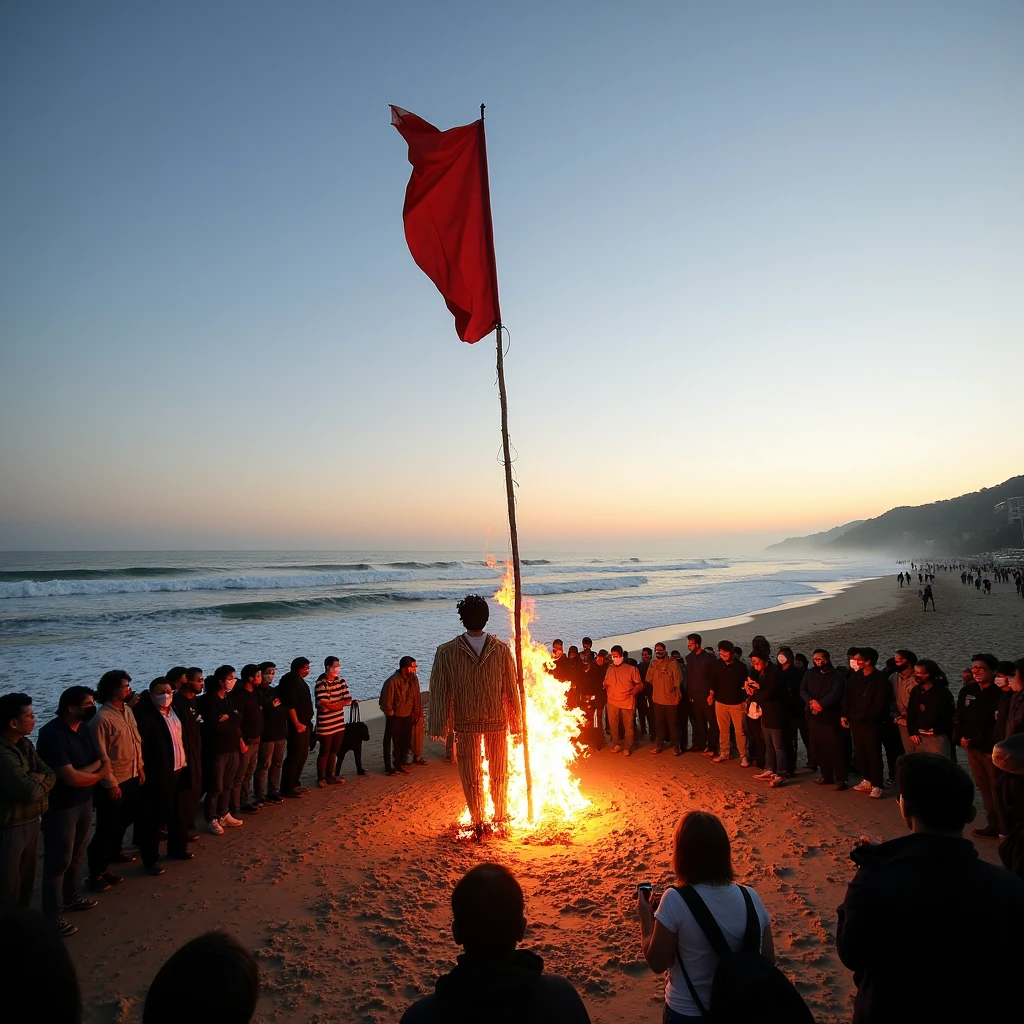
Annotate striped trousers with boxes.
[456,731,509,824]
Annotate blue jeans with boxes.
[42,801,93,920]
[763,726,786,774]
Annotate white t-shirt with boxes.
[463,632,487,657]
[654,883,771,1015]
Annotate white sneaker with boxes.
[207,819,224,835]
[220,813,243,827]
[869,787,883,799]
[853,780,872,793]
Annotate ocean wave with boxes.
[282,563,374,572]
[545,561,716,575]
[0,566,213,583]
[382,561,463,569]
[0,569,414,600]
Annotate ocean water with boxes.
[0,551,894,719]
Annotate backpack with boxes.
[672,884,814,1024]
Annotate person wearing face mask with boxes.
[196,666,244,835]
[799,650,848,790]
[647,643,683,755]
[841,649,887,798]
[35,687,105,934]
[86,670,145,891]
[710,641,748,764]
[905,659,955,757]
[171,668,204,843]
[134,678,190,875]
[602,646,643,754]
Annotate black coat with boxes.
[749,663,785,729]
[841,670,889,726]
[171,690,203,790]
[953,683,1002,752]
[134,697,178,812]
[836,832,1024,1023]
[905,684,955,738]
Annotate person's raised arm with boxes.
[637,890,677,973]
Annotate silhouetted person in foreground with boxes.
[143,930,259,1024]
[0,906,81,1023]
[400,863,590,1024]
[836,753,1024,1023]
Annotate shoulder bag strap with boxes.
[669,885,735,1020]
[738,885,761,952]
[349,702,360,724]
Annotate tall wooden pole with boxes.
[480,104,534,822]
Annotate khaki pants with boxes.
[715,703,745,759]
[456,731,509,824]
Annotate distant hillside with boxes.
[831,475,1024,555]
[766,521,864,553]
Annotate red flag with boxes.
[391,105,500,344]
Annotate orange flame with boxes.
[458,562,590,831]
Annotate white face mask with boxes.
[224,680,236,692]
[154,693,172,708]
[777,655,788,666]
[849,659,859,670]
[611,656,623,665]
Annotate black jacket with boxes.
[836,832,1024,1023]
[134,698,179,810]
[953,683,1002,752]
[713,659,747,706]
[258,685,290,742]
[399,950,590,1024]
[232,685,264,741]
[277,671,313,730]
[684,649,717,697]
[748,662,785,729]
[841,670,889,726]
[906,684,955,738]
[196,691,242,757]
[171,690,202,790]
[800,665,846,724]
[994,690,1024,743]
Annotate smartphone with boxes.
[637,882,653,899]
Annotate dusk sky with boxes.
[2,2,1021,553]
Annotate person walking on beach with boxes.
[87,670,144,889]
[255,664,287,803]
[801,650,849,790]
[685,635,718,756]
[278,657,313,798]
[196,667,244,833]
[428,596,522,836]
[603,646,643,754]
[313,657,351,787]
[954,653,1004,839]
[710,641,747,764]
[842,648,887,798]
[647,643,683,755]
[921,583,936,610]
[380,657,420,776]
[0,693,56,911]
[36,686,108,934]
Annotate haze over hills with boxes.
[766,475,1024,556]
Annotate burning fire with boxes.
[458,562,590,831]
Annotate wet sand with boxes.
[68,571,1021,1024]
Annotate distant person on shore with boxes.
[400,863,590,1024]
[602,645,643,755]
[801,650,849,790]
[380,657,420,776]
[255,663,287,803]
[143,930,260,1024]
[428,596,522,837]
[954,653,1003,839]
[313,657,350,787]
[86,671,144,890]
[0,693,56,911]
[842,648,887,799]
[921,583,936,610]
[685,634,719,756]
[897,572,905,587]
[836,753,1024,1024]
[710,641,747,764]
[196,667,244,834]
[647,643,683,755]
[36,686,107,935]
[278,657,313,798]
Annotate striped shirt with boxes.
[314,675,351,736]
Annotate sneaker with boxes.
[814,778,832,786]
[266,793,284,804]
[220,813,243,827]
[651,746,663,755]
[853,780,872,793]
[385,767,397,776]
[768,774,785,788]
[740,757,750,768]
[326,776,344,785]
[702,749,716,759]
[752,770,773,781]
[356,768,368,776]
[111,851,137,864]
[86,875,112,892]
[395,765,411,775]
[64,896,98,912]
[56,917,78,937]
[869,787,883,799]
[413,757,428,766]
[834,781,848,792]
[240,803,261,813]
[612,745,622,753]
[674,748,684,756]
[623,748,632,757]
[145,864,166,876]
[207,819,225,835]
[283,789,304,798]
[316,779,327,788]
[971,825,1000,839]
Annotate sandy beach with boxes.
[63,572,1021,1024]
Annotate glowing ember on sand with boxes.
[458,562,590,832]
